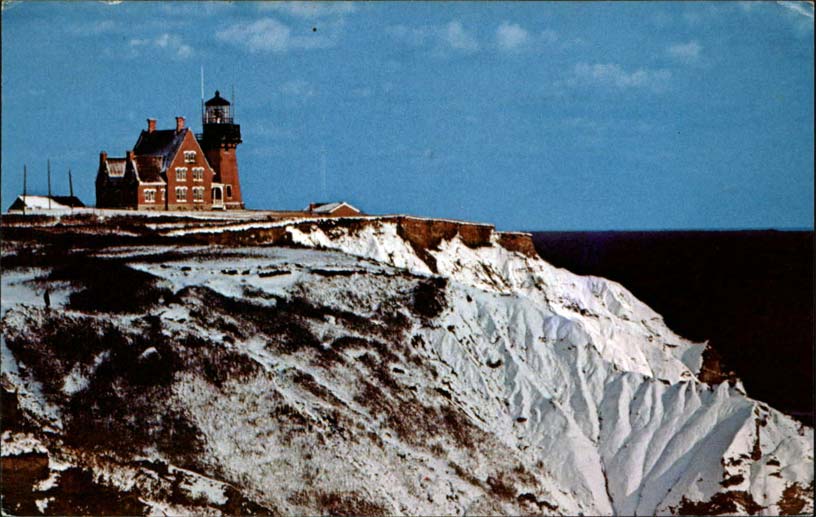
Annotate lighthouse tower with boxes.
[199,90,244,209]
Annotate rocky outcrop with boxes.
[497,231,538,257]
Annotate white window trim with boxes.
[175,167,188,182]
[192,167,205,182]
[175,186,188,202]
[184,151,196,164]
[192,186,204,203]
[144,188,156,204]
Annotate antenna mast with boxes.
[321,147,327,200]
[232,83,236,119]
[47,159,52,210]
[200,65,205,124]
[22,164,27,215]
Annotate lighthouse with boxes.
[198,90,244,209]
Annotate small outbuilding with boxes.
[305,202,363,217]
[49,196,85,208]
[6,195,82,212]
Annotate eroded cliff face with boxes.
[1,214,813,516]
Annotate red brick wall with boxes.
[205,146,243,208]
[136,185,166,210]
[156,130,215,211]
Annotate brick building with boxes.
[95,91,244,210]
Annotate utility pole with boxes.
[47,159,52,210]
[68,169,74,211]
[22,164,27,215]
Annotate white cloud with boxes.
[66,19,120,36]
[569,63,672,92]
[385,25,430,46]
[496,21,530,51]
[217,18,290,52]
[667,40,702,63]
[444,21,479,52]
[176,44,193,59]
[774,2,815,37]
[387,20,478,53]
[216,17,341,53]
[258,1,356,18]
[129,33,193,59]
[279,79,316,98]
[494,23,561,52]
[777,1,814,18]
[158,2,234,17]
[385,25,431,47]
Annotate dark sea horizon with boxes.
[527,229,814,427]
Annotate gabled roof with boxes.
[308,201,361,214]
[134,155,165,183]
[106,158,127,177]
[133,128,188,171]
[7,195,72,211]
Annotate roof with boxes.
[308,201,361,214]
[205,90,231,107]
[106,158,127,177]
[51,196,85,208]
[133,128,188,170]
[134,155,165,183]
[7,195,72,211]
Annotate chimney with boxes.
[100,151,107,164]
[147,118,157,133]
[175,116,185,132]
[126,150,134,162]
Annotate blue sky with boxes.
[2,1,813,230]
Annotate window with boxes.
[160,188,165,201]
[226,185,233,198]
[175,167,187,182]
[175,187,188,202]
[192,186,204,203]
[144,189,156,203]
[192,167,205,182]
[184,151,196,164]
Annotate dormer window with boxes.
[184,151,196,163]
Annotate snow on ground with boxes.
[0,216,812,515]
[1,431,48,456]
[1,268,74,315]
